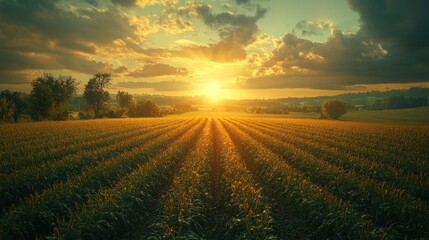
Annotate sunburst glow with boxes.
[205,81,221,101]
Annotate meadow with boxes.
[0,117,428,239]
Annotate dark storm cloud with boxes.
[0,0,147,83]
[0,49,59,72]
[246,29,429,90]
[117,80,193,91]
[127,63,190,78]
[0,1,143,50]
[0,47,127,84]
[347,0,429,49]
[0,70,32,85]
[246,0,429,89]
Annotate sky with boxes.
[0,0,428,99]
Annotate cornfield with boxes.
[1,118,428,239]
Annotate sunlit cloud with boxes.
[127,63,190,78]
[0,0,428,98]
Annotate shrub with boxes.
[321,100,348,119]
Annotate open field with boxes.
[168,110,319,119]
[170,106,429,124]
[342,106,429,123]
[1,118,429,239]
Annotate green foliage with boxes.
[321,100,348,119]
[115,91,136,117]
[0,90,26,122]
[30,73,78,120]
[134,100,161,117]
[83,73,111,117]
[0,96,15,122]
[116,91,136,110]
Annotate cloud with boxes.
[0,69,34,85]
[111,0,136,7]
[143,41,248,62]
[143,3,267,62]
[347,0,429,49]
[111,0,179,8]
[0,0,156,83]
[117,80,193,91]
[294,20,333,36]
[127,63,190,78]
[0,1,151,51]
[0,47,127,84]
[84,0,98,7]
[243,1,429,90]
[155,14,193,34]
[194,4,267,46]
[235,0,251,5]
[245,30,429,89]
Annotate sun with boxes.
[205,81,221,101]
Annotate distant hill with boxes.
[68,87,429,112]
[276,87,429,107]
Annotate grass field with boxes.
[342,106,429,123]
[1,117,429,239]
[169,110,318,119]
[171,106,429,124]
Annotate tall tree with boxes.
[117,90,136,117]
[83,73,111,117]
[30,73,78,120]
[117,91,135,109]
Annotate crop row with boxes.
[221,119,380,239]
[248,118,429,177]
[0,119,183,175]
[53,119,206,239]
[0,119,199,239]
[148,120,214,239]
[0,120,139,160]
[225,118,429,238]
[235,119,429,202]
[0,119,191,209]
[1,117,428,239]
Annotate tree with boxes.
[0,90,26,122]
[386,95,408,109]
[116,91,136,115]
[321,100,348,120]
[83,73,111,117]
[0,96,15,122]
[134,100,161,117]
[30,73,78,120]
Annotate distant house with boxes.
[353,105,365,111]
[367,96,381,105]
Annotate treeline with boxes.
[277,87,429,107]
[366,95,428,110]
[0,73,162,123]
[245,105,289,114]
